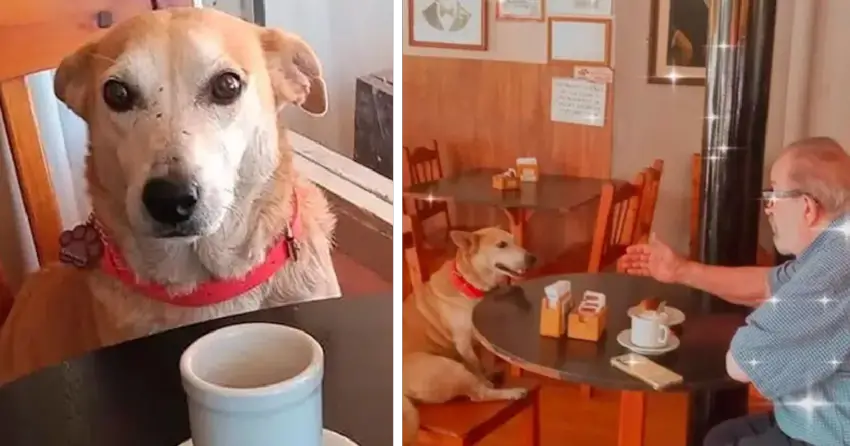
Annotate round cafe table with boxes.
[472,273,749,446]
[0,295,391,446]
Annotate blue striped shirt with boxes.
[731,213,850,445]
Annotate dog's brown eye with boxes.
[497,241,507,249]
[102,79,136,112]
[209,72,243,105]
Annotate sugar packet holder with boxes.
[544,280,571,308]
[577,291,606,315]
[516,157,539,182]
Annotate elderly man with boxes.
[620,137,850,446]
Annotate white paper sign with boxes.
[548,0,613,17]
[551,78,607,127]
[574,66,614,83]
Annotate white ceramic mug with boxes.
[180,323,324,446]
[630,311,670,348]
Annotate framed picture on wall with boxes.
[647,0,708,85]
[496,0,544,21]
[548,0,613,17]
[408,0,488,50]
[548,18,612,66]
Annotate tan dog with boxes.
[0,8,341,385]
[402,227,536,444]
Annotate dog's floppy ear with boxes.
[450,230,479,253]
[260,29,328,116]
[54,41,97,119]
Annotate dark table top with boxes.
[403,168,626,211]
[0,296,391,446]
[473,273,747,392]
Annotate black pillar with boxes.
[696,0,778,441]
[699,0,778,313]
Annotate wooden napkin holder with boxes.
[492,170,520,190]
[540,280,573,338]
[567,291,608,342]
[516,157,539,182]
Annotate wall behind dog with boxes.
[263,0,393,158]
[400,0,850,256]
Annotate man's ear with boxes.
[259,29,328,116]
[54,41,97,119]
[450,230,479,253]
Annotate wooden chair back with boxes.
[690,153,702,259]
[634,159,664,243]
[0,270,12,328]
[587,175,645,272]
[403,140,450,223]
[0,0,181,328]
[402,215,426,299]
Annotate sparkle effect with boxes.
[780,390,833,420]
[765,295,782,307]
[817,295,834,308]
[825,221,850,242]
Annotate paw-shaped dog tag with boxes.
[59,224,104,269]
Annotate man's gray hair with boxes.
[785,136,850,214]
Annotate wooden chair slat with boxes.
[0,77,62,265]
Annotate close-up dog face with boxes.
[53,8,327,239]
[450,228,536,279]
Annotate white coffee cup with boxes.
[180,323,324,446]
[630,311,670,348]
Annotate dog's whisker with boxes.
[87,52,119,64]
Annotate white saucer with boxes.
[178,429,358,446]
[627,305,686,326]
[616,329,680,355]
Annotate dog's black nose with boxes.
[142,177,199,225]
[525,253,537,267]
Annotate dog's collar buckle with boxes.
[450,262,485,299]
[284,223,300,262]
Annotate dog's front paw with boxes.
[499,387,529,400]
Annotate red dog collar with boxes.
[93,194,301,307]
[450,261,485,299]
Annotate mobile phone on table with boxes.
[610,353,684,390]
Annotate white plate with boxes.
[178,429,358,446]
[627,305,686,326]
[616,329,680,356]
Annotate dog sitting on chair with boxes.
[0,8,341,385]
[402,227,537,444]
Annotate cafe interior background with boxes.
[0,0,850,444]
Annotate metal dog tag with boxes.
[284,224,300,262]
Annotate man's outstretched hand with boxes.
[619,233,687,284]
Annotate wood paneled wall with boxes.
[402,55,615,261]
[402,55,614,179]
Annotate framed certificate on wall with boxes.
[548,18,612,66]
[496,0,545,21]
[548,0,613,17]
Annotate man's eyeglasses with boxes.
[761,187,811,208]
